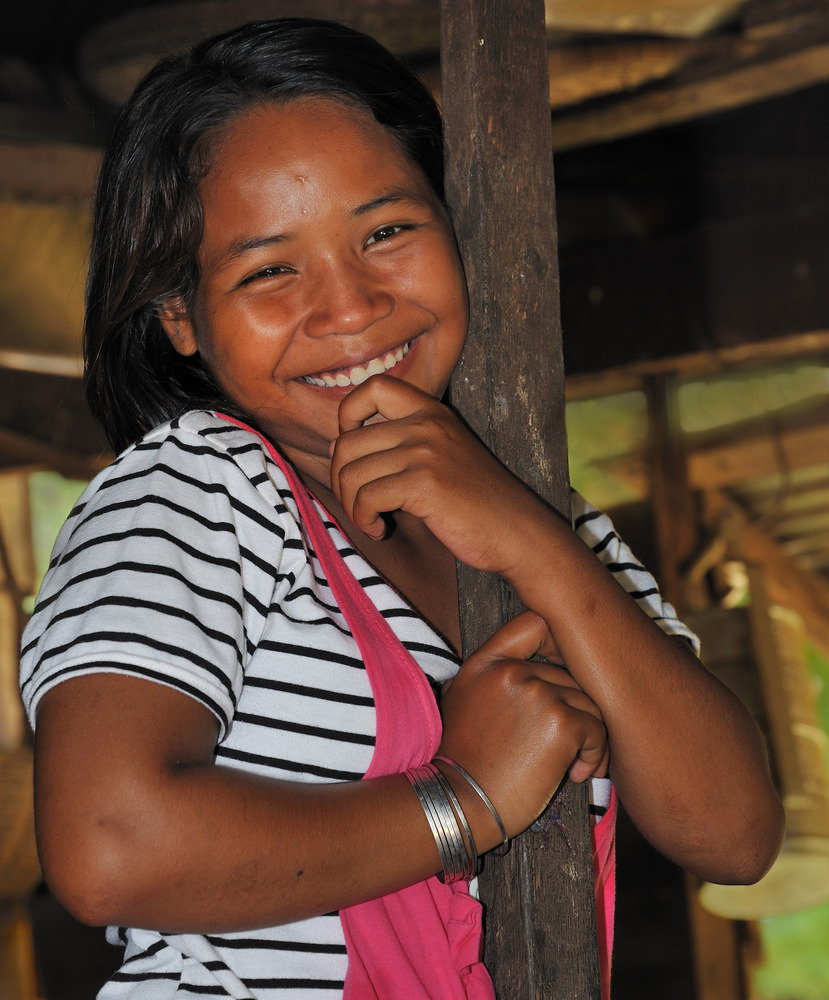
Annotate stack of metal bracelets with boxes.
[404,756,509,884]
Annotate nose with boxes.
[303,258,394,338]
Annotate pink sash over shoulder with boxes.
[217,415,614,999]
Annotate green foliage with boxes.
[25,470,87,610]
[754,900,829,999]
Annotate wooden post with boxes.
[645,378,749,1000]
[439,2,601,997]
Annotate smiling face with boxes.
[161,97,468,481]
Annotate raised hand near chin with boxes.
[329,374,555,579]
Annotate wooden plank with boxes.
[550,40,829,150]
[687,408,829,490]
[544,0,749,38]
[78,0,442,105]
[545,39,706,109]
[0,425,109,480]
[644,383,753,1000]
[0,473,32,750]
[417,38,709,112]
[565,330,829,402]
[685,877,749,1000]
[0,369,110,468]
[440,1,600,997]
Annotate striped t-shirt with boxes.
[20,410,697,999]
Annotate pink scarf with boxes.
[217,415,614,999]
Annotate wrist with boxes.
[431,756,509,857]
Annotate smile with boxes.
[300,342,410,387]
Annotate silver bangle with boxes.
[432,768,478,880]
[409,767,464,879]
[434,755,510,854]
[404,762,478,882]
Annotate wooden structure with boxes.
[440,2,599,997]
[4,1,829,998]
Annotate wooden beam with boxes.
[0,425,109,480]
[644,375,701,608]
[544,0,749,38]
[0,141,100,204]
[417,37,711,112]
[440,1,600,997]
[550,38,829,150]
[687,405,829,490]
[565,330,829,402]
[78,0,442,105]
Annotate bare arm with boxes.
[34,614,607,932]
[503,513,784,884]
[330,375,785,884]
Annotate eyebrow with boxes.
[210,232,290,273]
[351,188,431,218]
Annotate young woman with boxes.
[20,17,783,999]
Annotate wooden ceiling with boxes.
[2,0,829,601]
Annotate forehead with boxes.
[200,97,432,208]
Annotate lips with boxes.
[300,341,410,387]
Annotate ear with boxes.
[158,296,199,357]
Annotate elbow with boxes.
[691,793,786,887]
[39,840,133,928]
[727,795,786,887]
[37,810,147,927]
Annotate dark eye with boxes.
[240,265,293,286]
[365,224,413,247]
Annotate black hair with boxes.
[83,17,446,453]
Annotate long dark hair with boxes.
[83,17,446,453]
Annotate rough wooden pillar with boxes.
[440,2,600,997]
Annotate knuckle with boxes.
[495,660,528,690]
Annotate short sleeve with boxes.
[19,416,286,737]
[570,490,700,655]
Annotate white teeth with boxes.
[303,341,410,388]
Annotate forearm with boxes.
[34,667,513,934]
[504,509,784,882]
[40,761,447,933]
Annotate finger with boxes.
[568,729,610,784]
[330,439,417,538]
[461,610,553,676]
[337,374,431,433]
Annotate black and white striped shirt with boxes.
[20,410,697,999]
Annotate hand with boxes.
[330,374,548,577]
[438,611,609,845]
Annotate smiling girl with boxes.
[20,17,783,1000]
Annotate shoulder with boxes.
[20,413,306,732]
[61,412,302,544]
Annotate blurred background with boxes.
[1,0,829,997]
